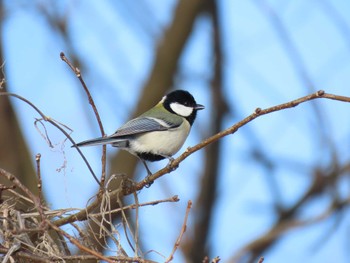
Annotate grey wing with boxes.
[112,117,180,137]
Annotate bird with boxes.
[73,90,204,176]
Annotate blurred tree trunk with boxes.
[0,1,38,196]
[82,0,211,256]
[183,1,228,261]
[109,0,209,174]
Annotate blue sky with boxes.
[3,0,350,262]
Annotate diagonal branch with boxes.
[0,92,101,186]
[126,90,350,194]
[2,89,349,229]
[53,90,350,227]
[60,52,107,190]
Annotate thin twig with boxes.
[21,208,79,218]
[34,119,53,147]
[60,52,107,190]
[45,195,178,227]
[0,246,52,263]
[0,246,158,263]
[46,220,114,263]
[118,191,136,253]
[134,190,141,258]
[0,92,101,186]
[0,168,46,225]
[0,184,15,201]
[2,241,21,263]
[165,200,192,263]
[35,153,43,202]
[90,195,179,217]
[202,256,221,263]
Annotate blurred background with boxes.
[1,0,350,262]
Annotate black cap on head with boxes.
[166,90,197,106]
[163,90,204,125]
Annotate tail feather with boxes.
[73,136,120,148]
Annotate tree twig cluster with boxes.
[1,53,350,262]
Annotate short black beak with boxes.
[194,104,205,110]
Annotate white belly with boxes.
[130,120,191,157]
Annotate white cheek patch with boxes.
[170,102,193,117]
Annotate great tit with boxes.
[74,90,204,175]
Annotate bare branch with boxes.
[35,153,43,203]
[0,168,46,224]
[166,200,192,262]
[124,90,350,194]
[0,91,100,186]
[60,52,107,189]
[47,220,114,263]
[3,89,349,230]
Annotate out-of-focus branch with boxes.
[0,0,37,196]
[255,0,314,91]
[110,0,209,177]
[36,0,211,255]
[319,0,350,49]
[0,87,38,195]
[0,246,158,263]
[230,176,350,262]
[98,0,209,255]
[255,0,333,156]
[230,161,350,262]
[0,168,46,221]
[184,0,228,261]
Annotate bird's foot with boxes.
[144,175,154,188]
[166,157,178,171]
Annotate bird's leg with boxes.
[140,159,154,187]
[141,159,152,176]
